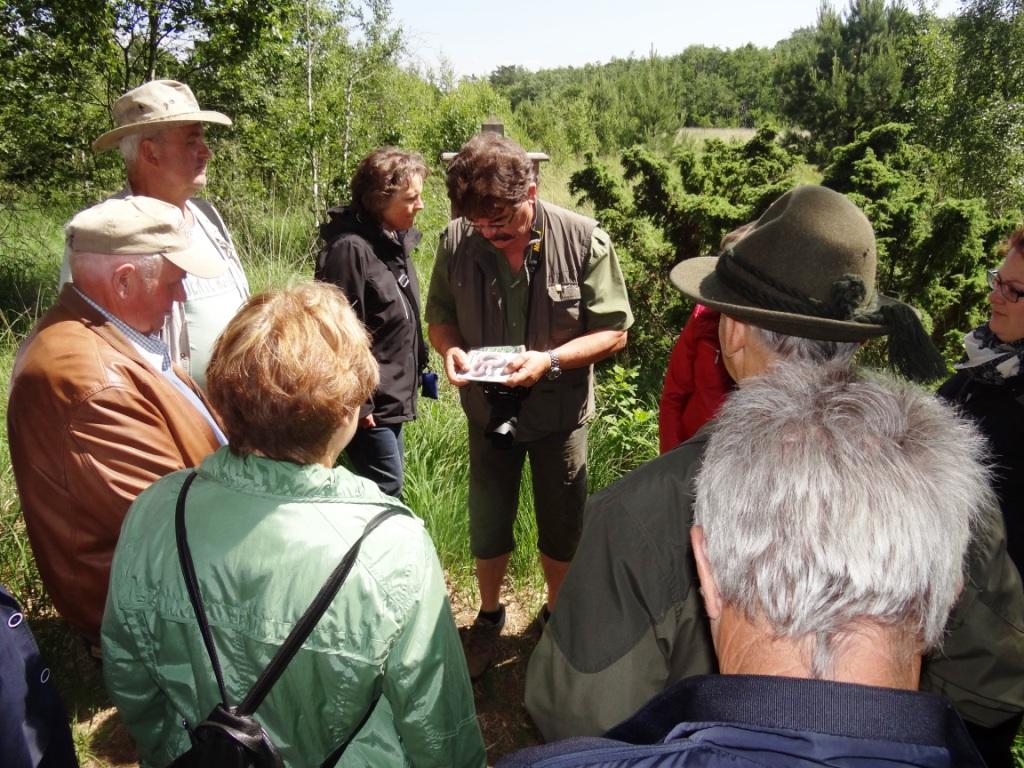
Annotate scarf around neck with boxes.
[955,323,1024,384]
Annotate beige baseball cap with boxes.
[65,197,227,279]
[92,80,232,153]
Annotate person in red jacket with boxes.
[658,224,752,453]
[658,303,732,452]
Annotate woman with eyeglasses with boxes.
[939,230,1024,566]
[941,230,1024,572]
[938,228,1024,768]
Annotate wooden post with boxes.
[481,116,505,136]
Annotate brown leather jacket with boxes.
[7,286,222,645]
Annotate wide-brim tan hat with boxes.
[66,196,227,279]
[92,80,232,153]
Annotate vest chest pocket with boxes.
[547,282,582,342]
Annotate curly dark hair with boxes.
[350,147,429,222]
[445,133,534,219]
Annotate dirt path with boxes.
[450,586,546,764]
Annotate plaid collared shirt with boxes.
[75,287,172,371]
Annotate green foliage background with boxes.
[3,0,1024,763]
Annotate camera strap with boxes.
[522,209,545,346]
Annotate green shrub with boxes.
[589,364,658,491]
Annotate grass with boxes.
[0,322,36,601]
[675,126,758,144]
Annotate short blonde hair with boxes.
[207,282,379,464]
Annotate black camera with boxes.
[482,384,530,449]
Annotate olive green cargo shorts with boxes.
[467,422,588,561]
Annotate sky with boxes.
[389,0,964,80]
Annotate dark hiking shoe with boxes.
[460,604,506,682]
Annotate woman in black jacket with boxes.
[938,229,1024,768]
[939,227,1024,583]
[315,148,430,499]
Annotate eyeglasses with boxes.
[987,269,1024,303]
[468,205,520,233]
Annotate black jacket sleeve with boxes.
[318,235,371,323]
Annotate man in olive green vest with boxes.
[426,133,633,681]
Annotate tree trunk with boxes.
[341,73,355,182]
[305,0,321,217]
[146,1,162,81]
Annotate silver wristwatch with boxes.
[546,349,562,380]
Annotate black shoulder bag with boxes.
[167,471,400,768]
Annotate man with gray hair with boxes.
[9,196,226,648]
[505,364,989,766]
[526,185,1024,765]
[59,79,249,389]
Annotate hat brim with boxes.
[670,256,895,342]
[92,111,232,153]
[162,246,228,280]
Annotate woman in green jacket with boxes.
[102,281,485,768]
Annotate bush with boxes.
[589,364,658,490]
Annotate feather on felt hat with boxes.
[670,185,947,381]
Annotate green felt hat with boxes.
[670,185,946,381]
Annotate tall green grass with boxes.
[217,191,319,293]
[0,198,64,608]
[0,196,67,330]
[0,315,42,605]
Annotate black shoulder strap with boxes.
[175,471,230,705]
[174,471,401,731]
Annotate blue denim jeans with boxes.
[345,423,405,499]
